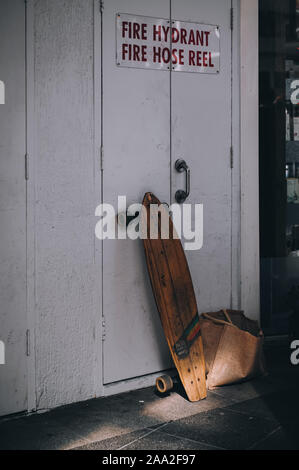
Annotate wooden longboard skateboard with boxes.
[142,192,207,402]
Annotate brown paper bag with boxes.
[199,309,266,389]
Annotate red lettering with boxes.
[162,26,170,42]
[122,44,148,62]
[178,49,184,65]
[122,43,129,60]
[133,44,140,61]
[209,52,214,67]
[189,50,195,66]
[204,31,210,46]
[196,51,202,67]
[122,21,147,40]
[122,21,129,38]
[172,49,178,65]
[196,31,204,46]
[128,22,132,38]
[172,28,180,43]
[162,47,171,63]
[141,23,147,40]
[180,28,187,44]
[153,25,161,41]
[141,45,147,62]
[133,23,140,39]
[203,51,208,67]
[188,29,195,45]
[153,47,172,64]
[153,46,161,62]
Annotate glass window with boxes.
[259,0,299,338]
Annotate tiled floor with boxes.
[0,345,298,450]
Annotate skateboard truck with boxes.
[173,338,190,359]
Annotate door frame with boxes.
[0,0,30,417]
[94,0,104,400]
[25,0,36,413]
[231,0,241,312]
[99,0,246,397]
[99,0,260,396]
[239,0,260,321]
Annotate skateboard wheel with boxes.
[156,375,174,393]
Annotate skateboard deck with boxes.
[142,192,207,402]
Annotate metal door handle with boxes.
[175,159,190,203]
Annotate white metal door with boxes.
[0,0,27,415]
[102,0,234,385]
[102,0,172,384]
[172,0,234,312]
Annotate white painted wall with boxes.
[240,0,260,321]
[33,0,102,410]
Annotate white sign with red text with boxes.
[116,13,220,74]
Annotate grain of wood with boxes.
[142,192,207,401]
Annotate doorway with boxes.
[102,0,236,385]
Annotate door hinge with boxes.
[230,146,234,168]
[25,153,29,180]
[100,146,104,171]
[230,7,234,30]
[99,0,104,13]
[26,329,30,356]
[101,317,106,341]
